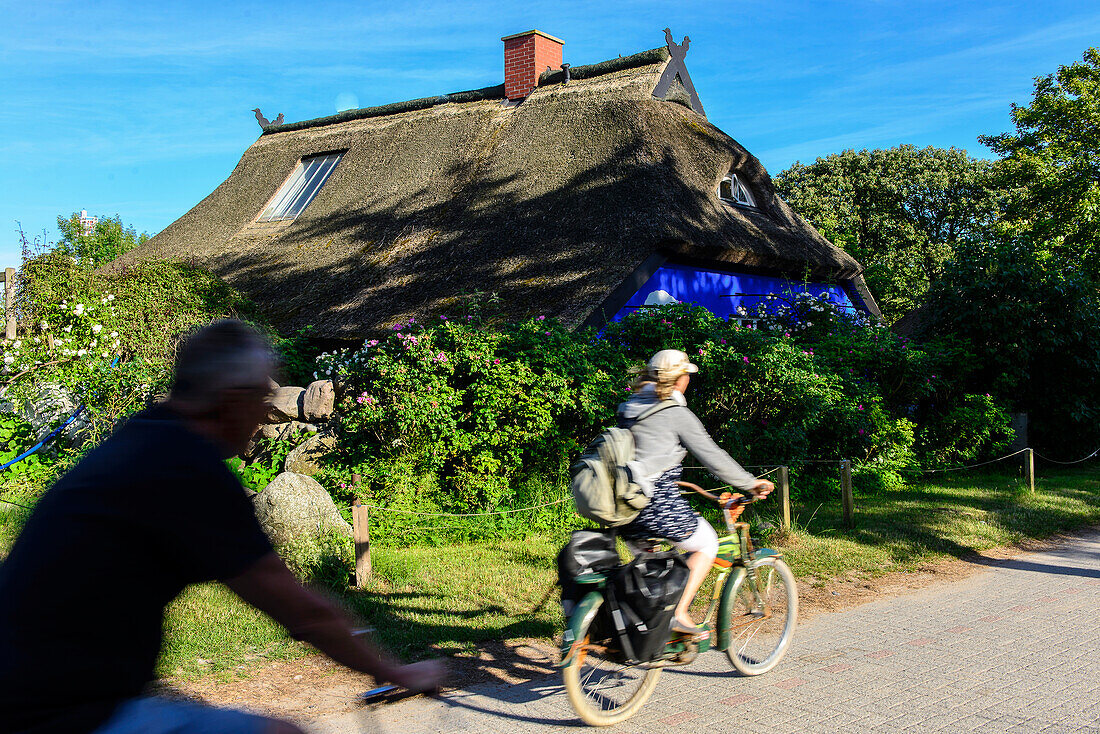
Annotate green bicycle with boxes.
[559,483,798,726]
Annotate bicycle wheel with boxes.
[562,596,662,726]
[722,556,797,676]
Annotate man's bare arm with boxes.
[225,552,442,692]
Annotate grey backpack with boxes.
[569,400,677,527]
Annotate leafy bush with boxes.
[316,311,627,519]
[226,438,300,493]
[2,252,255,444]
[311,300,1014,542]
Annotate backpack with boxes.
[605,550,690,662]
[569,400,677,527]
[556,529,620,618]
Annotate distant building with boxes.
[78,210,97,237]
[122,30,878,340]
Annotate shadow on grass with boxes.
[784,468,1100,569]
[334,586,559,691]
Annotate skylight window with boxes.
[718,173,756,208]
[259,153,343,221]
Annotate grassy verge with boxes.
[158,466,1100,681]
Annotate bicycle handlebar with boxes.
[675,481,762,510]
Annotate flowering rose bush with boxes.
[316,312,627,520]
[313,298,1014,536]
[0,252,255,452]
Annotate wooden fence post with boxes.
[352,499,372,587]
[777,466,791,533]
[840,459,854,528]
[3,268,15,340]
[1024,448,1035,493]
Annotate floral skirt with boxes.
[621,466,699,542]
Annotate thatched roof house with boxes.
[122,30,878,339]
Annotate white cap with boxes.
[647,349,698,379]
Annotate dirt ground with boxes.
[162,532,1070,726]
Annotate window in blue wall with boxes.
[612,263,862,324]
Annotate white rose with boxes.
[63,325,72,333]
[109,331,118,338]
[77,349,87,357]
[3,356,12,365]
[73,304,85,316]
[92,324,102,334]
[107,294,115,301]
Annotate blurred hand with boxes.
[752,479,774,498]
[390,659,446,693]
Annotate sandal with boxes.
[670,618,700,636]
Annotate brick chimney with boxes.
[502,30,564,100]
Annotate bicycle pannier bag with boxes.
[569,400,676,527]
[557,529,620,617]
[606,551,689,662]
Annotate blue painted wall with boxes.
[611,262,861,322]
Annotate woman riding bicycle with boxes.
[617,349,774,635]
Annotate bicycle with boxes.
[558,482,798,726]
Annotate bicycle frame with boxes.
[559,488,784,667]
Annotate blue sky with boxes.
[2,0,1097,265]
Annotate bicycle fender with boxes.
[557,590,604,668]
[715,566,747,652]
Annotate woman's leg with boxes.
[672,518,718,629]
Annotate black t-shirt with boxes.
[0,406,273,734]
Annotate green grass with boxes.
[772,467,1100,583]
[15,466,1100,681]
[159,535,568,679]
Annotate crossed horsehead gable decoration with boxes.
[250,29,704,129]
[654,28,705,117]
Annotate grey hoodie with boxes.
[616,384,758,492]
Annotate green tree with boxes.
[55,212,149,268]
[979,48,1100,277]
[774,146,1000,322]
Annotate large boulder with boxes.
[284,430,337,476]
[19,382,92,449]
[244,421,318,460]
[267,386,305,422]
[256,421,318,442]
[303,380,335,422]
[252,472,351,546]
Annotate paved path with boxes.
[319,528,1100,733]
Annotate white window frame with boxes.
[718,173,756,208]
[258,152,343,222]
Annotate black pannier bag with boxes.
[606,551,689,662]
[557,529,620,618]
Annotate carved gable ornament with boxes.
[653,28,705,117]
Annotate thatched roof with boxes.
[121,46,869,339]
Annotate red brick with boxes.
[720,694,756,706]
[907,637,935,646]
[774,677,807,689]
[866,649,894,659]
[823,663,853,672]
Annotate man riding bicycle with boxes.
[0,320,443,734]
